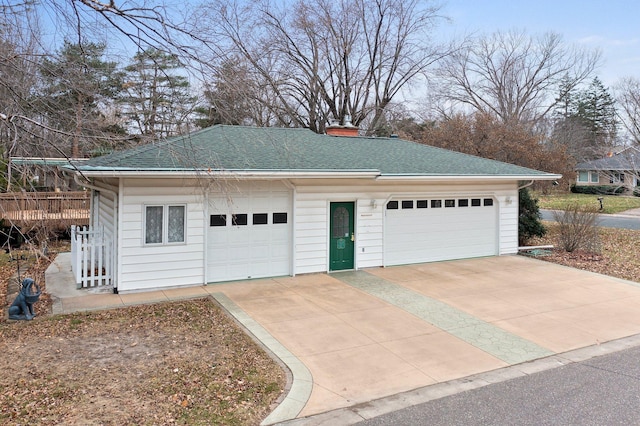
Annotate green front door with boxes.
[330,202,355,271]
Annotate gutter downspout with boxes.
[74,173,119,293]
[518,180,535,190]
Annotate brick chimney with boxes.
[326,115,359,137]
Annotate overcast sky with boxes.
[442,0,640,88]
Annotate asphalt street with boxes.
[357,345,640,426]
[540,209,640,230]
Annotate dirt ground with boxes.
[0,246,285,425]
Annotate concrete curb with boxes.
[211,293,313,426]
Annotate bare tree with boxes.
[616,77,640,144]
[203,0,450,134]
[435,30,600,127]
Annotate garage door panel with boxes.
[207,184,292,282]
[385,197,497,266]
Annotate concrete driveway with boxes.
[46,254,640,424]
[209,256,640,422]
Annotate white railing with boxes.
[71,225,113,288]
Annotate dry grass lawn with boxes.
[0,246,285,426]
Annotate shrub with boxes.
[570,184,625,195]
[518,188,546,246]
[553,203,600,253]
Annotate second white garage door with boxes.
[384,196,497,266]
[207,182,292,282]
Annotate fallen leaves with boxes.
[0,299,285,425]
[527,223,640,283]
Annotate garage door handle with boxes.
[351,232,355,242]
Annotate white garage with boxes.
[206,182,292,282]
[384,196,498,266]
[68,125,560,293]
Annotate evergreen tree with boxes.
[552,76,617,161]
[519,187,546,246]
[120,49,196,139]
[40,40,124,157]
[576,77,618,147]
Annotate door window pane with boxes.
[168,205,185,243]
[332,206,350,238]
[145,206,163,244]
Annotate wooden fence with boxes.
[0,191,90,229]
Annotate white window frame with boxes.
[590,172,599,183]
[578,171,589,182]
[143,204,187,246]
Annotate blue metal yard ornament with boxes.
[8,278,41,320]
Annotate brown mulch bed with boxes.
[525,223,640,283]
[1,244,285,425]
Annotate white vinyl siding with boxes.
[118,181,205,292]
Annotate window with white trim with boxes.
[144,204,186,245]
[578,171,589,182]
[590,172,599,183]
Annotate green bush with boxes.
[519,188,546,246]
[570,184,625,195]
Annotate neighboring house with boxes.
[575,147,640,189]
[63,125,559,293]
[9,157,89,191]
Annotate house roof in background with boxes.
[576,147,640,171]
[65,125,559,180]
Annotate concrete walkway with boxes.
[46,253,640,425]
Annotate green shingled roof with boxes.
[69,125,555,178]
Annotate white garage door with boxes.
[384,196,497,266]
[207,182,292,282]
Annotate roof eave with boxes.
[65,169,382,179]
[375,174,562,182]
